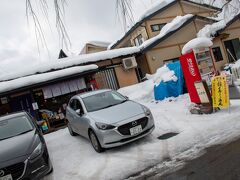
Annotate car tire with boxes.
[68,123,77,136]
[89,130,104,153]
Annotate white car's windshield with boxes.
[0,116,34,140]
[82,91,127,112]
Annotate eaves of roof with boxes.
[110,0,178,49]
[110,0,221,50]
[141,15,217,53]
[182,0,222,12]
[216,13,240,35]
[0,69,98,97]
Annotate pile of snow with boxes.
[232,59,240,69]
[0,46,139,82]
[182,37,213,55]
[118,80,155,102]
[197,20,226,38]
[0,65,98,94]
[118,65,177,101]
[231,59,240,84]
[146,65,178,85]
[140,14,194,49]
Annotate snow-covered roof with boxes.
[0,65,98,95]
[197,12,240,39]
[0,46,140,82]
[87,41,110,47]
[108,0,221,50]
[140,14,194,51]
[108,0,176,50]
[197,20,226,38]
[182,37,213,55]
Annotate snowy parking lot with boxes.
[43,94,240,180]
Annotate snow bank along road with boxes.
[142,137,240,180]
[43,95,240,180]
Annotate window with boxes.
[163,58,179,64]
[75,100,83,112]
[134,34,144,46]
[0,116,33,140]
[82,91,126,112]
[69,99,75,110]
[224,38,240,62]
[212,47,223,62]
[150,23,166,32]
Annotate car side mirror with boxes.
[125,96,129,100]
[76,109,83,116]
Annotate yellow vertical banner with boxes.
[211,75,229,108]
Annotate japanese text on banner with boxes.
[211,76,229,108]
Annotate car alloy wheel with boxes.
[68,123,77,136]
[89,130,104,153]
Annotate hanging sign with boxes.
[212,75,229,108]
[1,97,8,104]
[194,81,211,104]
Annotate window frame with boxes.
[69,99,76,110]
[212,47,223,62]
[150,23,166,32]
[134,34,144,46]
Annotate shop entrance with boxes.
[95,67,119,90]
[10,93,36,118]
[224,38,240,62]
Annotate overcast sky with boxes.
[0,0,153,73]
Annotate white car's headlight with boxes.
[95,122,115,130]
[29,143,43,160]
[143,107,151,116]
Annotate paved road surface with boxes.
[128,137,240,180]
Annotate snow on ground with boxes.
[43,94,240,180]
[182,37,213,55]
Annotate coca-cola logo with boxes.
[187,58,196,76]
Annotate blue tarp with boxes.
[154,61,184,100]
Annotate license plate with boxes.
[130,125,142,136]
[0,175,13,180]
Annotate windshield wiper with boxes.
[16,129,33,136]
[119,100,127,104]
[101,104,116,109]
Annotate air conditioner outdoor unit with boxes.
[122,56,137,70]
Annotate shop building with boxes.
[210,13,240,70]
[0,64,98,132]
[108,0,221,77]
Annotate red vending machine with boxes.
[180,51,202,103]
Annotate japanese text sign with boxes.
[212,76,229,108]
